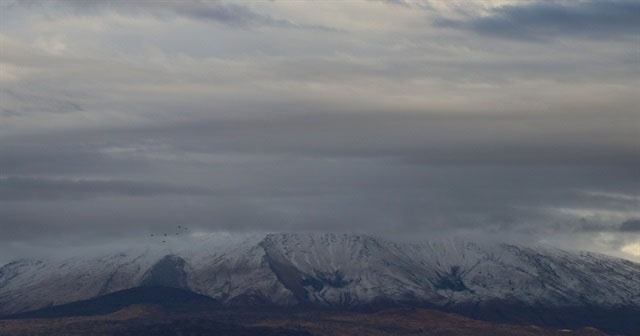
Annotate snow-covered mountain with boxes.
[1,233,639,316]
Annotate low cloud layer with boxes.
[1,0,638,263]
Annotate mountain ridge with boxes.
[1,232,638,334]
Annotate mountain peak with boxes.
[1,232,639,334]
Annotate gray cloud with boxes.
[0,0,638,263]
[167,2,339,31]
[148,112,637,166]
[436,0,640,41]
[5,0,339,31]
[2,110,637,180]
[0,177,213,201]
[173,2,292,27]
[1,88,83,117]
[621,219,640,232]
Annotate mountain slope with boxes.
[1,233,638,334]
[260,233,640,308]
[6,286,219,319]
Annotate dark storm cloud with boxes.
[621,219,640,232]
[0,177,212,201]
[1,0,638,263]
[436,0,640,40]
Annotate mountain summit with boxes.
[1,233,638,334]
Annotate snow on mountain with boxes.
[1,232,639,316]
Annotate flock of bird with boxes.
[149,225,189,243]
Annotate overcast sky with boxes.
[1,0,639,263]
